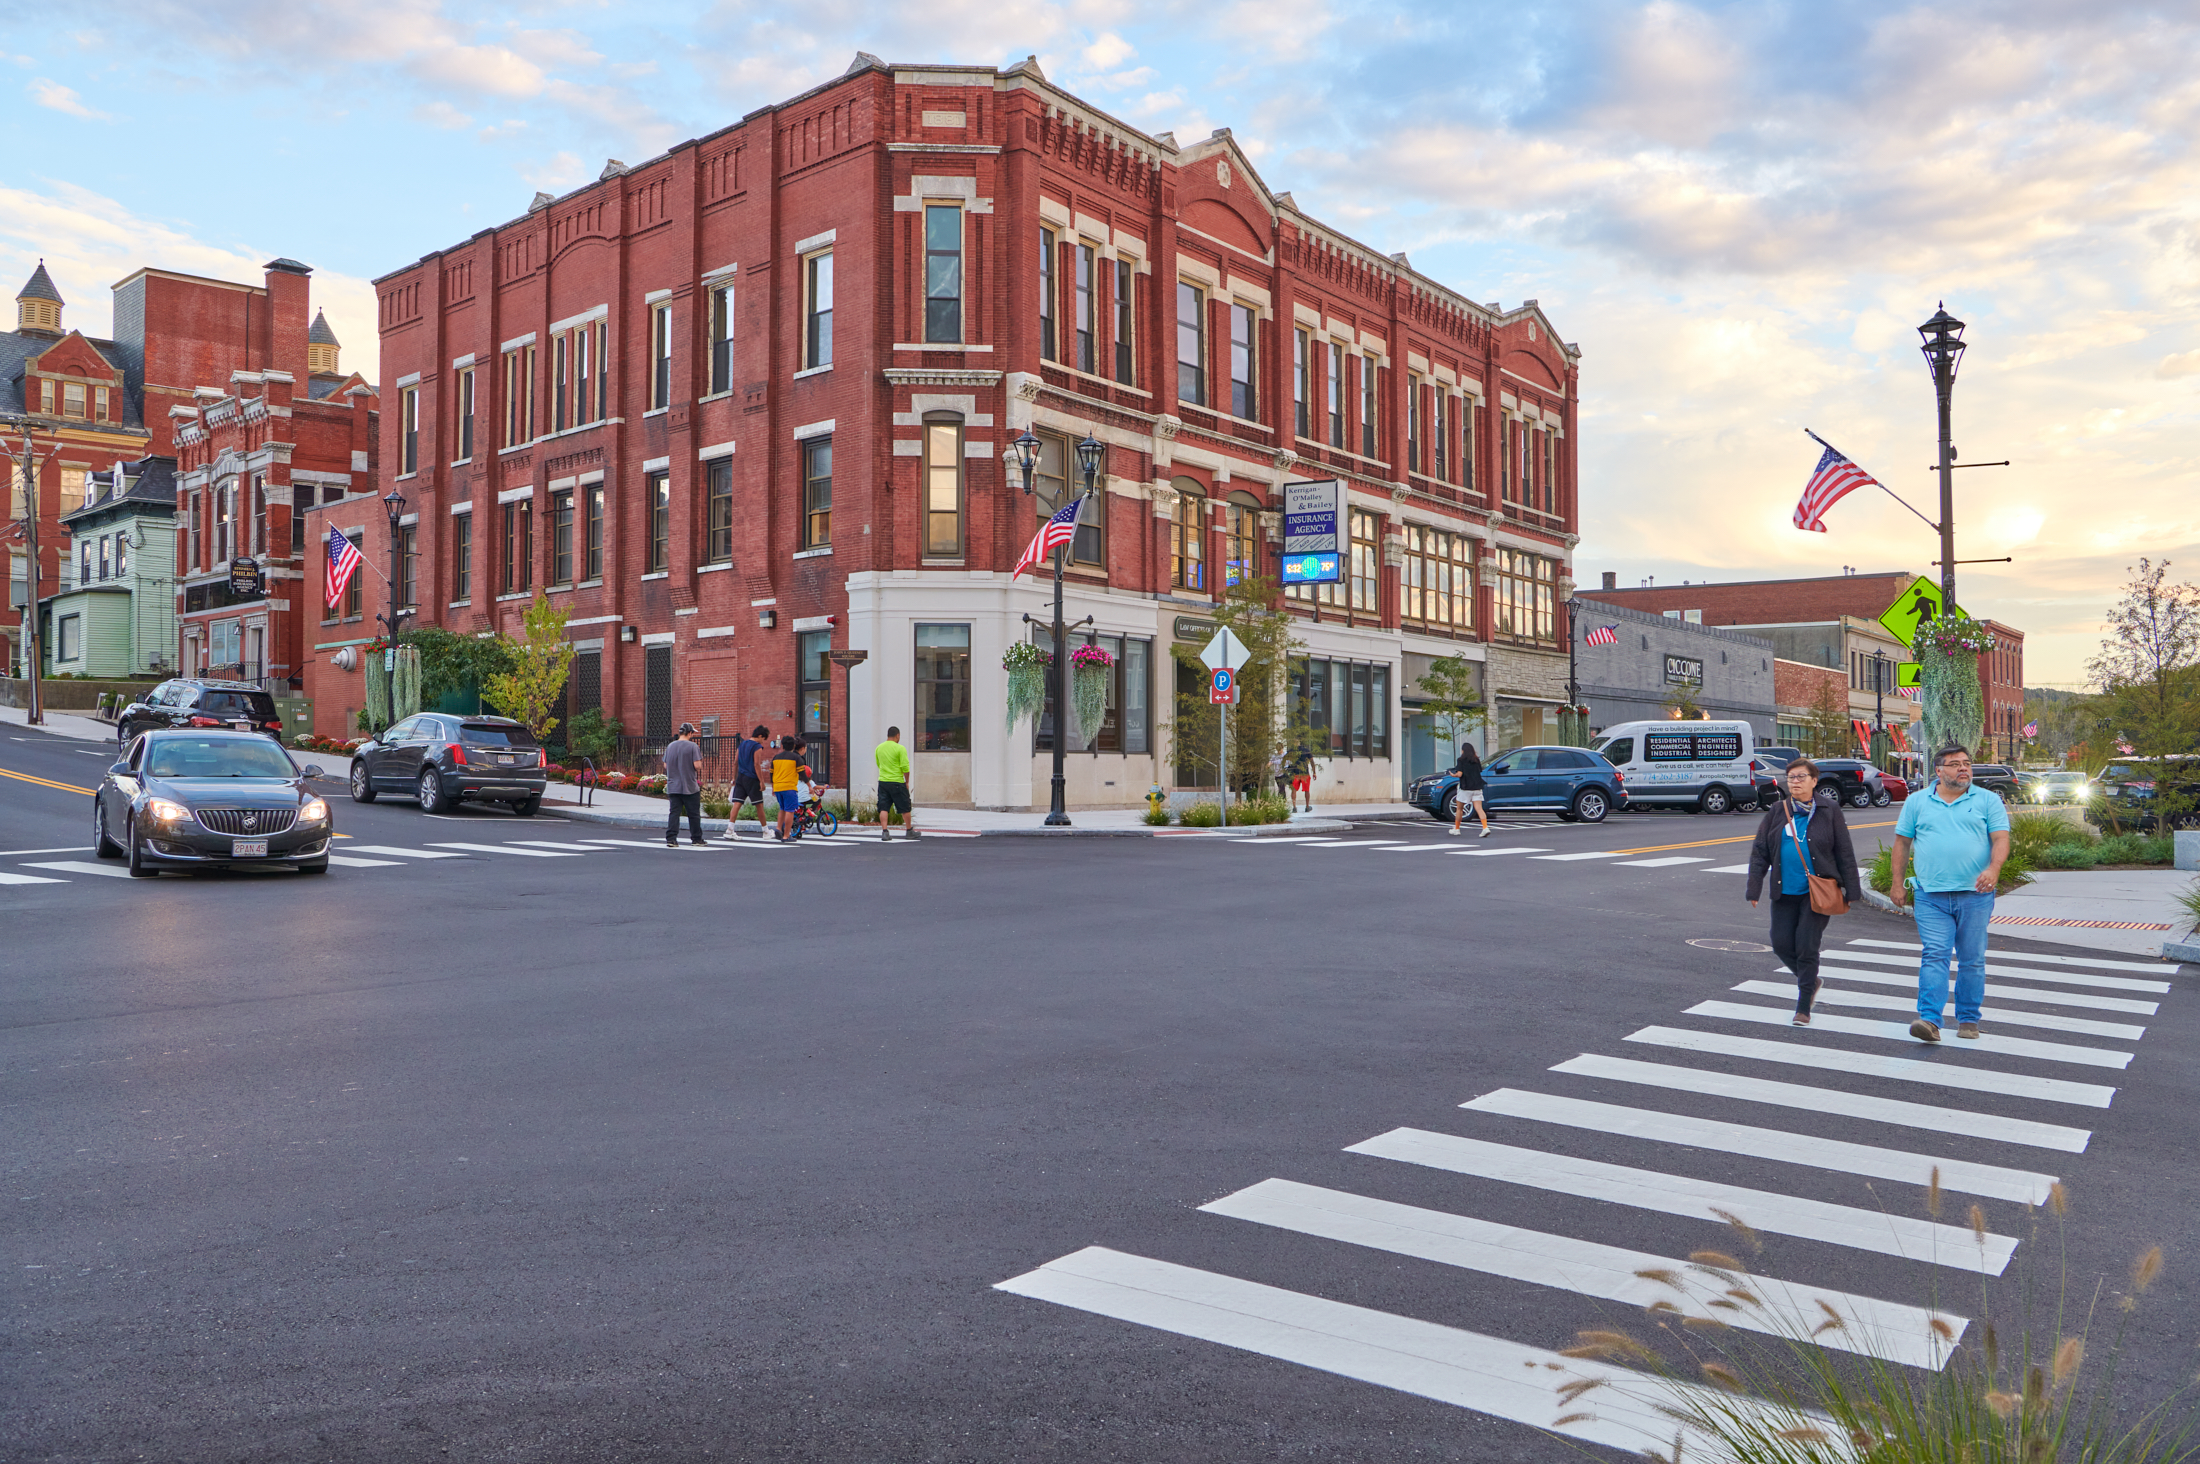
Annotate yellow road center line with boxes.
[0,765,95,797]
[1599,819,1896,858]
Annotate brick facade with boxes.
[337,56,1583,805]
[1980,618,2026,761]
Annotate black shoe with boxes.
[665,840,679,848]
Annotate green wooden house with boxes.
[43,455,176,680]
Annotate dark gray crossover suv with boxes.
[348,713,547,815]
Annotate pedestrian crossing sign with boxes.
[1897,661,1922,689]
[1876,574,1966,648]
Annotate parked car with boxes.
[1754,745,1805,770]
[1878,772,1911,805]
[96,729,331,876]
[1744,757,1782,810]
[2091,756,2200,832]
[1590,720,1759,814]
[1969,763,2022,800]
[1408,744,1628,823]
[348,713,547,815]
[2024,770,2093,805]
[1806,758,1886,809]
[116,678,284,745]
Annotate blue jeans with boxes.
[1914,890,1993,1025]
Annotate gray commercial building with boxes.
[1570,597,1775,740]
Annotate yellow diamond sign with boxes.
[1877,575,1966,649]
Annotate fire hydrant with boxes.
[1147,783,1167,820]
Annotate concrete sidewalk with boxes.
[1991,870,2200,959]
[0,704,118,743]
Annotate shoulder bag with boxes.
[1784,802,1849,916]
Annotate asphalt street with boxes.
[4,721,2196,1463]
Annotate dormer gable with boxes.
[27,331,119,384]
[1173,131,1278,262]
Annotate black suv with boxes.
[349,713,547,815]
[117,679,284,745]
[1969,763,2022,800]
[1808,758,1886,809]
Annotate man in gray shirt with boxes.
[663,722,705,847]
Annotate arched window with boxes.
[1170,477,1205,592]
[923,412,963,557]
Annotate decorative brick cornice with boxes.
[883,368,1003,389]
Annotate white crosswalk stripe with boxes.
[424,842,585,858]
[1730,981,2147,1041]
[1451,847,1550,857]
[1687,1000,2135,1069]
[1613,856,1711,867]
[23,860,133,878]
[1803,961,2159,1014]
[1550,1053,2091,1152]
[1703,863,1755,873]
[1345,1128,2016,1272]
[1846,938,2171,977]
[1818,947,2170,994]
[343,844,470,858]
[1460,1088,2058,1204]
[0,870,67,884]
[327,855,402,868]
[1622,1025,2119,1108]
[509,840,623,851]
[1530,851,1625,861]
[1201,1178,1961,1367]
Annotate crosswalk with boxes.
[996,934,2186,1454]
[1227,830,1757,874]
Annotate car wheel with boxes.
[94,798,122,858]
[1699,785,1733,816]
[1439,790,1459,823]
[349,761,377,803]
[418,768,447,814]
[296,860,329,875]
[1573,789,1610,823]
[1873,788,1892,807]
[1849,788,1873,809]
[513,795,541,818]
[126,815,157,878]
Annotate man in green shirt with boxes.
[875,725,918,841]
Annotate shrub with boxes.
[2041,843,2101,870]
[1228,795,1293,825]
[1868,842,1894,894]
[1180,800,1223,827]
[562,707,622,765]
[2010,810,2090,860]
[1142,804,1173,826]
[2096,833,2175,867]
[2179,878,2200,936]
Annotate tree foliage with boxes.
[480,594,576,742]
[1166,578,1311,797]
[397,625,518,710]
[1416,654,1485,756]
[1805,679,1851,758]
[2086,559,2200,761]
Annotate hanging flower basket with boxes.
[1003,642,1052,731]
[1070,644,1114,747]
[1912,613,1997,657]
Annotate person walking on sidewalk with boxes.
[1745,757,1861,1025]
[1891,744,2010,1043]
[1448,741,1491,837]
[1287,744,1317,812]
[662,723,706,847]
[728,723,770,841]
[767,735,804,842]
[874,726,918,841]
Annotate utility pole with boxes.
[3,419,54,725]
[1918,306,1967,611]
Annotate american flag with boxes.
[2021,720,2039,739]
[1897,685,1919,700]
[1012,499,1080,579]
[1583,624,1618,646]
[325,524,363,609]
[1794,436,1885,533]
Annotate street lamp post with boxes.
[2,418,53,725]
[378,487,408,730]
[1011,428,1104,826]
[1564,596,1580,745]
[1918,305,1967,611]
[1870,647,1888,767]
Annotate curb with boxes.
[2165,938,2200,964]
[535,800,1361,838]
[1860,887,1912,920]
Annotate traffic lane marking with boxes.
[423,842,583,858]
[1530,851,1625,861]
[327,856,403,868]
[1687,1000,2133,1069]
[1612,856,1711,868]
[0,846,95,856]
[1576,818,1897,859]
[1622,1025,2116,1107]
[343,845,469,859]
[22,860,133,879]
[1840,941,2173,986]
[1730,980,2145,1041]
[0,766,95,796]
[1450,847,1549,857]
[0,871,68,885]
[1806,960,2159,1014]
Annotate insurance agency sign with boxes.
[1280,478,1343,585]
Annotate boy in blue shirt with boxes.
[1890,744,2011,1042]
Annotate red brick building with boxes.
[1980,618,2026,760]
[332,55,1582,805]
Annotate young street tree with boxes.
[2085,559,2200,754]
[1806,679,1850,757]
[1415,654,1484,757]
[482,593,577,743]
[1167,577,1309,799]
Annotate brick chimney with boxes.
[263,258,312,391]
[1601,571,1617,590]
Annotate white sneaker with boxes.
[1480,827,1492,838]
[1448,826,1460,836]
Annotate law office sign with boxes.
[1280,478,1343,585]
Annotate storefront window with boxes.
[1349,509,1380,613]
[914,624,971,752]
[1034,629,1151,754]
[1294,657,1390,758]
[798,629,832,783]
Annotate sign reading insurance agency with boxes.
[1280,478,1343,585]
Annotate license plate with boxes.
[232,721,253,732]
[499,754,517,764]
[232,839,268,858]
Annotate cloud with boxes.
[413,99,473,130]
[518,150,586,192]
[30,77,110,119]
[2156,348,2200,378]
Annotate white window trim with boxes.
[395,371,422,389]
[500,332,537,352]
[697,440,737,461]
[792,545,832,560]
[448,500,473,514]
[791,418,835,441]
[496,486,534,504]
[641,455,671,472]
[793,364,832,380]
[644,289,674,305]
[793,228,838,256]
[640,570,669,581]
[640,631,676,645]
[549,303,609,335]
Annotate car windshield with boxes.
[144,738,297,779]
[459,723,537,747]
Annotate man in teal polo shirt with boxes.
[1890,744,2011,1042]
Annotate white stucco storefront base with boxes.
[844,570,1422,812]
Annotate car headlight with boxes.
[300,797,330,824]
[147,798,193,824]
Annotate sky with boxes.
[6,0,2197,688]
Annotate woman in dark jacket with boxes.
[1745,756,1862,1024]
[1448,742,1490,837]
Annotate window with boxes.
[57,613,80,662]
[925,205,963,344]
[60,466,86,513]
[553,332,568,432]
[803,252,833,369]
[584,482,603,580]
[502,344,535,447]
[1492,546,1557,645]
[705,459,733,565]
[1501,418,1513,501]
[1175,282,1205,406]
[1294,328,1310,437]
[1432,391,1447,482]
[80,539,92,584]
[1461,402,1476,490]
[1327,342,1344,448]
[63,382,86,418]
[550,489,573,584]
[1229,303,1255,419]
[501,498,532,594]
[650,303,672,408]
[1294,657,1390,758]
[800,438,831,548]
[1170,479,1204,591]
[215,479,236,564]
[343,532,364,618]
[923,414,963,557]
[1360,355,1378,458]
[453,512,472,600]
[115,533,126,577]
[1074,243,1096,372]
[399,524,418,608]
[1407,375,1421,474]
[914,623,971,751]
[1038,228,1056,361]
[1223,497,1260,587]
[95,386,108,421]
[798,629,832,783]
[457,366,476,461]
[38,379,53,414]
[400,385,419,473]
[551,319,596,430]
[1542,428,1557,513]
[709,284,735,393]
[95,533,109,580]
[1032,429,1102,567]
[1349,508,1380,613]
[252,475,269,554]
[594,320,609,422]
[1400,525,1473,631]
[646,469,670,572]
[1114,259,1134,384]
[1034,629,1150,754]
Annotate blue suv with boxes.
[1408,744,1629,824]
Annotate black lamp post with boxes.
[1870,647,1888,765]
[1918,305,1967,611]
[1012,428,1104,825]
[379,486,408,730]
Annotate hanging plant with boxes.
[392,645,422,722]
[1070,643,1114,748]
[363,651,389,731]
[1003,642,1051,731]
[1919,643,1985,756]
[1913,613,1998,657]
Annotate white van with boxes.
[1591,720,1761,815]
